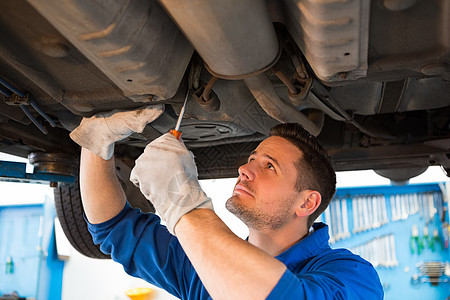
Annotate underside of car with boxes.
[1,0,449,258]
[1,0,449,181]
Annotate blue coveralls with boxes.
[87,203,384,299]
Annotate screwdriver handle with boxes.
[170,129,182,140]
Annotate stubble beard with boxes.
[226,193,295,231]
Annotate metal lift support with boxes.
[0,160,75,185]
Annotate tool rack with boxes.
[324,183,450,300]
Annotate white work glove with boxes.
[130,133,213,235]
[70,105,164,160]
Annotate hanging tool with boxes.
[431,229,443,252]
[401,194,408,220]
[423,226,431,249]
[335,199,343,240]
[341,198,350,238]
[169,90,190,140]
[372,196,380,229]
[389,234,399,267]
[350,234,398,268]
[331,201,338,241]
[381,195,388,225]
[411,224,424,255]
[428,193,436,222]
[391,195,398,221]
[362,196,370,231]
[414,193,420,214]
[352,197,359,233]
[443,223,449,249]
[358,196,364,232]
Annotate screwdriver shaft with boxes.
[175,90,189,132]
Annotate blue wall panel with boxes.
[0,198,64,299]
[37,196,65,300]
[329,183,449,300]
[0,205,43,297]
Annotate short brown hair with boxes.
[269,123,336,228]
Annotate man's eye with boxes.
[248,157,255,163]
[267,163,275,170]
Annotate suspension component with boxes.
[193,76,221,112]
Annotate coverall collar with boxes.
[275,222,330,270]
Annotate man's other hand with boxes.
[70,105,164,160]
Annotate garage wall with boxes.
[0,195,64,299]
[332,183,450,300]
[0,204,42,297]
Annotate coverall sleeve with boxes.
[87,203,207,299]
[267,253,384,299]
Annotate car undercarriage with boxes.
[1,0,449,258]
[0,0,449,181]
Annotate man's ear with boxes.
[295,191,321,217]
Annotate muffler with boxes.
[159,0,323,135]
[158,0,280,79]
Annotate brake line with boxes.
[0,77,56,134]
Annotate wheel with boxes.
[27,152,106,258]
[54,177,109,259]
[53,157,154,259]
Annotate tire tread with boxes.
[54,178,110,259]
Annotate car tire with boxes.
[53,157,154,259]
[54,177,110,259]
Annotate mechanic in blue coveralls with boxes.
[70,105,383,299]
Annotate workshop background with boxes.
[0,152,449,300]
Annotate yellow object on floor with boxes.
[125,287,154,300]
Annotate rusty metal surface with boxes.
[28,0,194,102]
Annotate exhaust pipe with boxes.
[160,0,323,135]
[158,0,279,79]
[244,74,324,136]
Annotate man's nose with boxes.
[238,162,255,181]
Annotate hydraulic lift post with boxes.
[0,160,75,185]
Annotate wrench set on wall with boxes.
[350,234,399,268]
[321,191,442,244]
[391,192,441,223]
[353,195,389,233]
[318,187,448,272]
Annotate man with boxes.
[71,106,383,299]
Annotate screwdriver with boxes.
[169,90,189,140]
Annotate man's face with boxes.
[226,136,304,231]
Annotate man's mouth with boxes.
[233,182,254,197]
